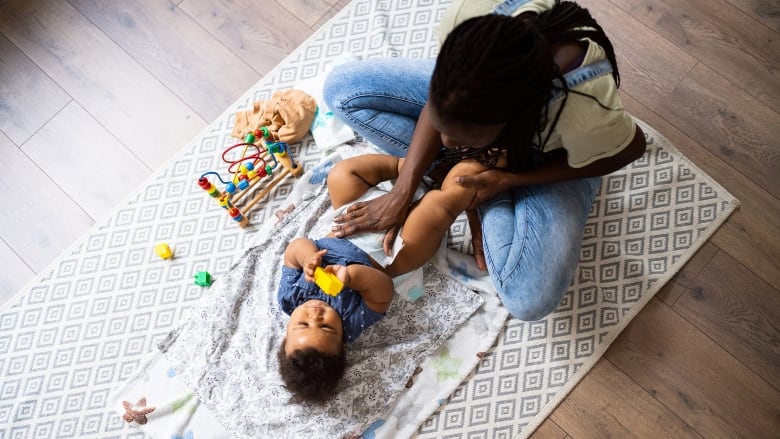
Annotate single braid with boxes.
[535,1,620,86]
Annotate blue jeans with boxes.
[324,58,601,321]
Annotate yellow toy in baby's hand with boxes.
[313,267,344,297]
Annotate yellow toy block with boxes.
[155,243,173,259]
[313,267,344,297]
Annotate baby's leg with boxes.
[386,160,486,276]
[327,154,403,209]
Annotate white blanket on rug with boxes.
[114,145,507,439]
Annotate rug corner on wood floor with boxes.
[414,115,739,438]
[0,1,739,438]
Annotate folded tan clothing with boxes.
[231,89,317,144]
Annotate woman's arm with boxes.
[333,102,443,253]
[389,102,443,202]
[456,125,647,207]
[455,126,646,269]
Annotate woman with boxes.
[323,0,646,321]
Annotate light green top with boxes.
[434,0,636,168]
[436,0,556,43]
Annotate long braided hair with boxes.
[430,1,620,171]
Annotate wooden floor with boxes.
[0,0,777,437]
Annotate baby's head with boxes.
[277,299,347,403]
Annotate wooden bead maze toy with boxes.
[197,127,303,226]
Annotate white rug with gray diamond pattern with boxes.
[0,0,738,438]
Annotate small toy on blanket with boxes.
[313,266,345,296]
[121,397,156,425]
[197,89,315,226]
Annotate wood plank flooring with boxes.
[0,0,777,437]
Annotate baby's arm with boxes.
[283,238,393,313]
[386,159,488,277]
[283,237,321,276]
[342,264,393,313]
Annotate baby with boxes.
[277,154,491,403]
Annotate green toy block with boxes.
[194,271,212,286]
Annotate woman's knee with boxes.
[497,283,567,321]
[323,62,357,114]
[491,256,576,321]
[323,59,394,109]
[491,257,572,321]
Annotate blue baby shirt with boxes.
[278,238,386,342]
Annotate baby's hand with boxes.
[324,264,350,287]
[315,265,348,296]
[303,249,328,282]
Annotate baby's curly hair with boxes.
[277,338,347,404]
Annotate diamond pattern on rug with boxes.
[0,1,737,438]
[416,124,737,438]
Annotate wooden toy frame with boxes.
[197,128,304,226]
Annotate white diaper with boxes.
[323,180,429,301]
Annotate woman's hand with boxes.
[455,168,514,209]
[332,192,412,255]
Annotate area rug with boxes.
[0,0,738,438]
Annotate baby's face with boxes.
[286,299,344,355]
